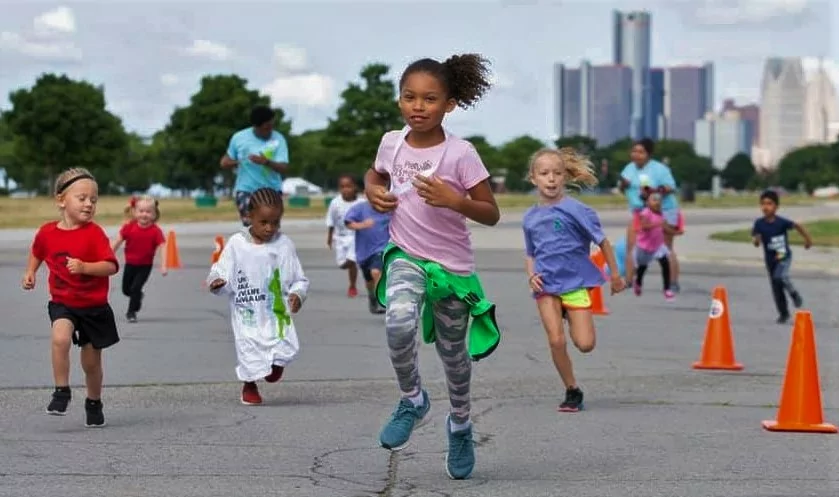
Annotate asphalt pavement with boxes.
[0,205,837,497]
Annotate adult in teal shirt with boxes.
[220,106,290,226]
[618,139,683,292]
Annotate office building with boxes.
[758,57,806,168]
[694,110,754,171]
[649,68,665,140]
[662,64,714,144]
[721,99,760,146]
[555,61,632,147]
[803,62,838,144]
[613,10,652,139]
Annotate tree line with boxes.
[0,66,837,196]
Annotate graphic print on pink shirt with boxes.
[374,129,490,275]
[633,208,666,253]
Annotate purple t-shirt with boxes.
[374,129,490,275]
[523,197,606,295]
[344,200,391,263]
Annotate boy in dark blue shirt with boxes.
[751,190,813,324]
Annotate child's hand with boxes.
[209,278,226,291]
[413,175,461,209]
[161,268,168,277]
[752,236,760,247]
[610,274,626,295]
[289,293,302,313]
[66,258,86,275]
[528,273,543,293]
[804,240,812,250]
[21,272,35,290]
[367,185,398,213]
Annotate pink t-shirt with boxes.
[374,129,490,274]
[633,208,666,252]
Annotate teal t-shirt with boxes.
[620,159,679,212]
[226,127,289,193]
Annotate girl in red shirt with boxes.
[22,167,120,428]
[112,195,166,323]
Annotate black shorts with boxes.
[235,190,284,225]
[48,301,120,349]
[359,252,384,282]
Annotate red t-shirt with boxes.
[119,220,165,265]
[31,221,119,308]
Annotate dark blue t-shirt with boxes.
[752,216,795,264]
[523,197,606,295]
[344,200,391,263]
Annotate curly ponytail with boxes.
[399,53,493,109]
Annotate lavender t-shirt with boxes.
[373,130,490,275]
[523,197,606,295]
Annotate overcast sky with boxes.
[0,0,834,144]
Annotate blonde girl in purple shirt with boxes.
[523,148,626,413]
[364,53,500,480]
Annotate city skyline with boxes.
[0,1,833,144]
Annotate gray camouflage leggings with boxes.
[385,258,472,424]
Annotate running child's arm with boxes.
[72,226,119,277]
[111,234,125,252]
[598,239,626,293]
[344,203,373,231]
[751,220,761,247]
[792,221,813,249]
[325,200,336,248]
[346,219,374,230]
[457,180,501,226]
[287,245,309,313]
[207,242,235,295]
[78,261,118,277]
[22,253,42,290]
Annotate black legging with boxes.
[122,264,152,314]
[635,255,671,291]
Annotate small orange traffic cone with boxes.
[164,230,182,270]
[588,286,609,315]
[692,286,743,370]
[211,235,224,264]
[589,248,606,272]
[762,311,837,433]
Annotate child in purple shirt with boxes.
[523,148,625,413]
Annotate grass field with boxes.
[710,218,839,248]
[0,192,824,229]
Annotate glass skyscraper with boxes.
[613,10,652,139]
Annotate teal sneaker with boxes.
[379,390,430,451]
[445,414,475,480]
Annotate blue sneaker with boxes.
[445,415,475,480]
[379,390,430,450]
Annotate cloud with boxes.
[688,0,812,25]
[261,73,334,107]
[33,6,76,35]
[0,6,81,62]
[273,44,308,72]
[160,73,179,87]
[181,39,233,61]
[0,31,82,61]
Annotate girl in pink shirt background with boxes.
[632,192,682,300]
[364,53,500,480]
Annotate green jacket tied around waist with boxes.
[375,243,501,361]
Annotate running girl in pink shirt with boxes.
[632,192,679,300]
[364,53,501,480]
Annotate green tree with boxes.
[0,115,19,192]
[721,152,756,190]
[496,135,545,192]
[162,75,291,192]
[555,135,597,155]
[322,64,403,186]
[776,144,837,192]
[288,129,329,186]
[4,74,128,193]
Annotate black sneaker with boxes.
[84,398,106,428]
[46,388,71,415]
[126,312,137,323]
[558,387,584,413]
[791,292,803,308]
[776,314,790,325]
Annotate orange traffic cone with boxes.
[211,235,224,264]
[589,248,606,272]
[692,286,743,370]
[762,311,837,433]
[588,286,609,315]
[164,230,182,270]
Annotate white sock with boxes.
[408,391,424,407]
[449,418,472,432]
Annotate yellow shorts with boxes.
[536,288,592,309]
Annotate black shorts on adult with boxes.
[48,301,120,349]
[359,252,384,282]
